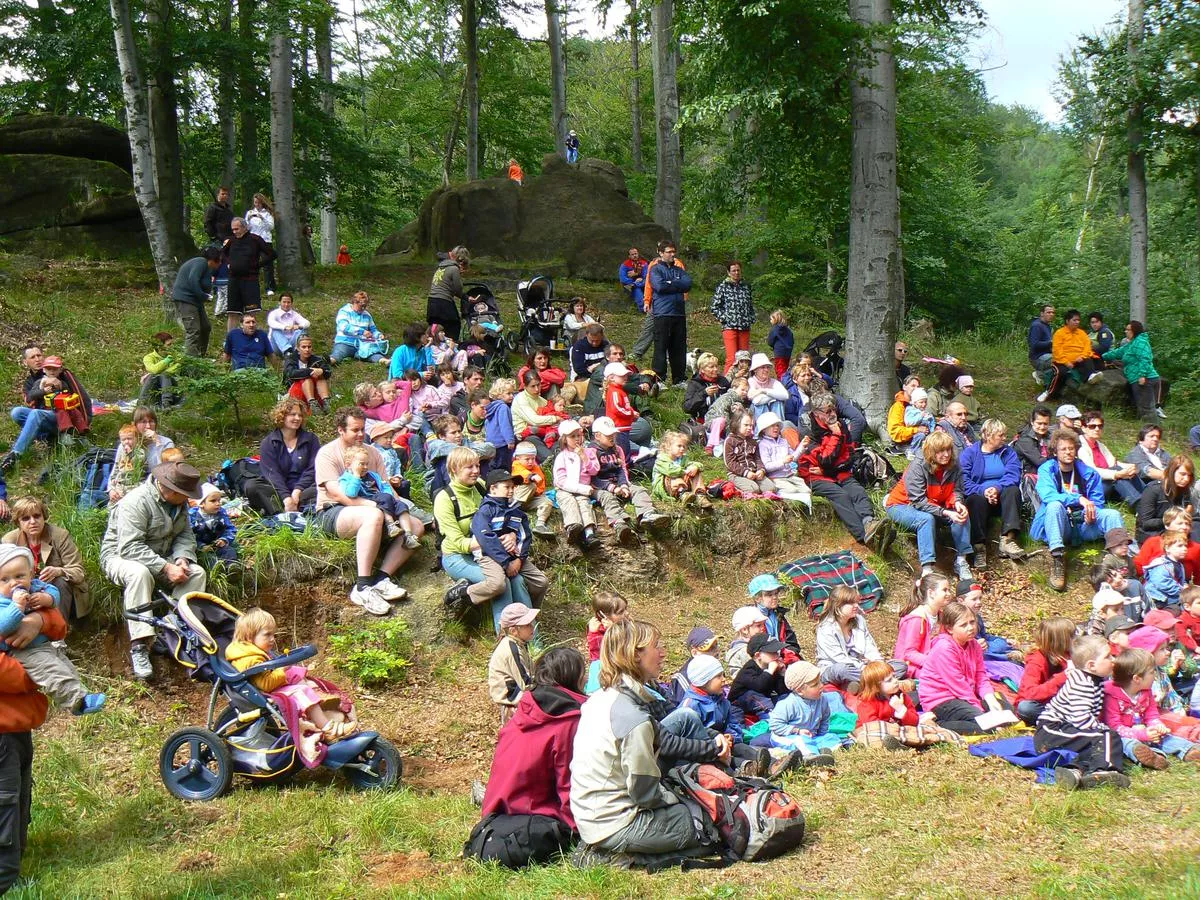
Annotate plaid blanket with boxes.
[854,721,964,750]
[778,551,884,620]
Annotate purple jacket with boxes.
[257,428,320,498]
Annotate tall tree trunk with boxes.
[650,0,681,241]
[464,0,480,180]
[316,3,338,265]
[269,5,313,292]
[845,0,903,429]
[351,0,369,137]
[1076,133,1106,253]
[217,2,236,190]
[628,0,642,172]
[237,0,259,209]
[1127,0,1148,322]
[110,0,178,300]
[444,76,467,186]
[546,0,568,157]
[145,0,191,259]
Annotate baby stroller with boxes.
[805,331,845,385]
[515,275,564,357]
[461,281,513,377]
[126,591,402,801]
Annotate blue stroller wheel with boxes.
[342,736,403,791]
[160,727,234,801]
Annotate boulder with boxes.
[0,114,132,172]
[1061,368,1131,412]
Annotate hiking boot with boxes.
[1184,747,1200,762]
[679,491,696,507]
[1053,766,1081,790]
[130,643,153,681]
[1132,741,1169,770]
[532,522,556,539]
[736,758,763,779]
[805,752,837,768]
[768,750,804,779]
[1049,552,1067,592]
[1089,770,1131,788]
[864,517,885,547]
[1088,371,1104,384]
[470,779,487,806]
[614,523,639,547]
[0,452,15,474]
[565,523,584,545]
[571,844,634,870]
[349,584,392,616]
[1036,390,1050,404]
[443,578,472,613]
[880,734,906,752]
[639,511,668,528]
[972,544,987,567]
[581,529,602,552]
[998,535,1025,559]
[694,493,713,510]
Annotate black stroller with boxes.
[460,281,513,377]
[805,330,845,385]
[515,275,565,357]
[127,591,402,801]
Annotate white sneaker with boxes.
[1031,370,1041,385]
[955,557,973,581]
[386,521,402,539]
[267,289,275,296]
[349,584,391,615]
[130,643,153,680]
[1036,391,1049,403]
[1156,406,1167,419]
[1087,371,1104,384]
[404,531,421,549]
[373,578,408,601]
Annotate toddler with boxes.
[551,419,602,551]
[0,547,105,716]
[903,388,936,457]
[487,602,539,724]
[1174,585,1200,658]
[724,410,775,494]
[1083,561,1139,635]
[1103,647,1200,769]
[1144,531,1188,613]
[603,363,639,458]
[652,431,711,507]
[853,660,961,751]
[470,470,549,632]
[428,324,467,373]
[109,423,146,503]
[484,378,518,469]
[511,441,555,537]
[1127,625,1200,739]
[917,602,1008,735]
[338,446,420,546]
[368,421,408,482]
[679,655,770,778]
[766,310,794,379]
[746,353,787,420]
[189,485,238,562]
[408,368,447,422]
[768,660,849,766]
[755,412,812,506]
[725,606,767,678]
[893,572,952,679]
[589,417,665,541]
[1016,616,1074,724]
[704,377,749,455]
[729,633,789,720]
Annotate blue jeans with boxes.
[331,341,385,364]
[1036,501,1124,552]
[9,408,57,454]
[441,552,529,633]
[886,503,972,565]
[660,707,709,742]
[1107,476,1145,506]
[1120,733,1196,762]
[1016,700,1044,725]
[566,147,579,164]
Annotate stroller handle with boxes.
[233,644,318,680]
[124,588,175,619]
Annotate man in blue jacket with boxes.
[1031,428,1124,592]
[617,248,647,307]
[648,241,693,386]
[1028,304,1055,385]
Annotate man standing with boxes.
[100,461,208,680]
[204,186,234,245]
[618,248,647,309]
[222,313,274,370]
[313,408,424,615]
[172,248,221,356]
[1028,304,1055,385]
[222,217,276,333]
[647,241,692,385]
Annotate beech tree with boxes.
[316,1,338,265]
[269,0,313,291]
[1127,0,1148,322]
[546,0,569,157]
[464,0,480,179]
[650,0,681,240]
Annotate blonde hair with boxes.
[343,445,370,466]
[599,619,661,689]
[1164,506,1194,529]
[922,429,955,465]
[769,310,787,326]
[119,423,139,439]
[353,382,379,407]
[233,607,276,643]
[730,377,750,390]
[446,446,480,478]
[659,430,689,455]
[489,378,516,399]
[8,496,48,523]
[159,447,185,463]
[696,352,719,372]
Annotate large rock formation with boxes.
[375,154,669,281]
[0,115,147,258]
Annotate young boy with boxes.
[487,602,538,725]
[1101,527,1152,621]
[726,606,768,678]
[1144,531,1188,613]
[678,654,770,778]
[767,660,845,767]
[510,441,554,538]
[1103,647,1200,769]
[0,546,105,716]
[1035,633,1130,790]
[109,423,146,504]
[470,470,549,619]
[1174,585,1200,659]
[589,416,666,540]
[750,573,803,663]
[338,445,419,545]
[729,633,789,720]
[484,379,517,469]
[368,421,408,482]
[902,388,937,457]
[1105,615,1139,653]
[189,485,238,562]
[667,626,721,703]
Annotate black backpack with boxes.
[463,814,574,868]
[75,447,116,510]
[214,457,283,515]
[850,446,898,489]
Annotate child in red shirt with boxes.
[852,660,962,750]
[585,591,628,662]
[603,362,639,458]
[1016,616,1074,724]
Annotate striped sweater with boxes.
[1037,668,1105,731]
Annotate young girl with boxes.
[726,606,768,678]
[428,324,467,373]
[585,591,628,693]
[917,602,1008,735]
[746,353,788,419]
[434,364,465,417]
[488,603,539,725]
[853,660,963,751]
[603,362,638,458]
[893,572,953,679]
[903,388,936,457]
[750,573,802,662]
[755,412,811,506]
[1144,531,1188,612]
[484,378,518,469]
[408,368,447,422]
[109,423,145,504]
[1129,625,1200,740]
[1102,647,1200,769]
[551,419,601,551]
[951,375,980,422]
[562,297,597,347]
[652,431,711,507]
[724,410,774,494]
[768,660,849,767]
[226,608,358,760]
[1015,616,1074,724]
[814,585,899,690]
[705,377,749,455]
[766,311,794,379]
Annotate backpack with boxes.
[462,813,574,868]
[664,763,805,863]
[850,446,898,489]
[214,457,282,515]
[75,447,116,510]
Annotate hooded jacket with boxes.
[225,640,287,692]
[472,495,532,566]
[618,258,648,290]
[258,427,320,498]
[484,399,516,448]
[481,684,584,830]
[710,277,756,331]
[1011,424,1051,475]
[428,257,465,306]
[683,373,730,420]
[886,459,963,516]
[679,685,745,741]
[887,392,918,444]
[723,432,764,479]
[916,632,991,713]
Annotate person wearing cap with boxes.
[28,353,90,441]
[646,240,692,385]
[959,418,1025,561]
[950,374,980,422]
[767,660,846,766]
[936,402,978,455]
[799,393,881,546]
[729,632,789,720]
[584,344,657,442]
[725,607,768,679]
[678,654,772,778]
[508,441,555,537]
[1126,626,1200,736]
[710,261,756,374]
[1037,308,1104,404]
[814,585,903,691]
[1053,404,1083,435]
[602,362,639,459]
[487,603,540,723]
[564,129,580,163]
[282,335,332,414]
[99,461,209,681]
[755,412,812,506]
[901,387,936,458]
[1083,565,1133,637]
[552,419,603,551]
[664,626,722,704]
[746,353,787,420]
[1105,615,1141,652]
[189,484,239,563]
[748,573,802,662]
[1033,428,1126,591]
[617,248,647,308]
[588,417,664,537]
[467,470,549,633]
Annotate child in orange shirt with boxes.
[511,441,554,537]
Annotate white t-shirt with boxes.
[314,439,387,509]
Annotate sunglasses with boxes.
[1086,422,1104,429]
[896,348,908,354]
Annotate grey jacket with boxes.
[171,256,213,307]
[1124,444,1172,481]
[99,479,198,575]
[814,616,883,676]
[428,258,465,305]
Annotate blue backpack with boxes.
[75,447,116,510]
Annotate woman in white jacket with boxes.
[245,193,277,295]
[814,586,907,690]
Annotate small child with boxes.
[903,388,937,457]
[893,572,952,680]
[1144,531,1188,613]
[729,633,789,720]
[408,368,447,422]
[226,608,358,749]
[1083,560,1145,634]
[746,354,788,420]
[487,602,539,724]
[585,591,628,694]
[1016,616,1074,724]
[917,602,1007,735]
[768,660,848,766]
[428,324,467,373]
[1127,625,1200,740]
[705,377,749,455]
[749,573,803,662]
[0,546,105,716]
[470,470,549,632]
[678,655,770,778]
[603,363,639,459]
[725,606,768,679]
[338,446,419,546]
[485,379,518,470]
[368,422,408,482]
[667,626,721,703]
[951,374,980,422]
[724,410,774,494]
[511,441,555,537]
[189,485,238,562]
[853,660,962,751]
[434,364,465,415]
[755,412,812,507]
[463,388,489,439]
[1106,615,1139,653]
[766,310,794,379]
[551,419,602,551]
[1103,647,1200,769]
[109,423,146,504]
[1175,585,1200,658]
[1035,633,1130,791]
[652,431,711,507]
[589,417,665,541]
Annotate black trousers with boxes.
[652,315,687,385]
[1044,357,1102,399]
[964,485,1022,543]
[810,478,873,542]
[931,699,988,735]
[1129,378,1161,422]
[1035,722,1125,774]
[0,732,33,895]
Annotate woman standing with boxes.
[427,247,469,337]
[1103,320,1163,422]
[2,497,89,619]
[257,397,321,513]
[710,261,755,374]
[245,193,276,296]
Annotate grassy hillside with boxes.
[3,255,1200,898]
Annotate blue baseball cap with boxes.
[748,574,784,596]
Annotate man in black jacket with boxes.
[1011,405,1053,511]
[2,346,92,473]
[203,186,234,244]
[222,217,276,332]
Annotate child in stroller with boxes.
[516,275,564,355]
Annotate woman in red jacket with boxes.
[1015,617,1074,724]
[480,646,587,832]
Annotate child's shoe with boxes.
[805,752,836,768]
[72,693,107,716]
[614,523,639,547]
[386,521,402,539]
[1131,741,1169,770]
[1052,766,1081,790]
[767,749,804,779]
[532,522,556,539]
[403,530,422,549]
[638,511,668,528]
[694,493,713,510]
[1184,747,1200,762]
[565,523,584,545]
[581,527,602,553]
[1088,770,1131,788]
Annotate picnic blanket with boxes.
[778,551,884,620]
[968,735,1079,784]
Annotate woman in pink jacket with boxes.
[893,572,952,679]
[917,602,1006,734]
[552,419,601,551]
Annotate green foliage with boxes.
[327,616,414,686]
[174,358,281,432]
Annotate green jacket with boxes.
[652,453,687,501]
[1103,333,1158,382]
[433,479,485,556]
[144,350,182,376]
[99,478,197,575]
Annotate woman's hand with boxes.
[7,613,43,650]
[38,565,64,582]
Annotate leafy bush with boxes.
[327,618,413,687]
[174,358,281,431]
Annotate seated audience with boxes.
[885,431,974,580]
[2,497,89,620]
[1077,412,1143,506]
[266,293,310,354]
